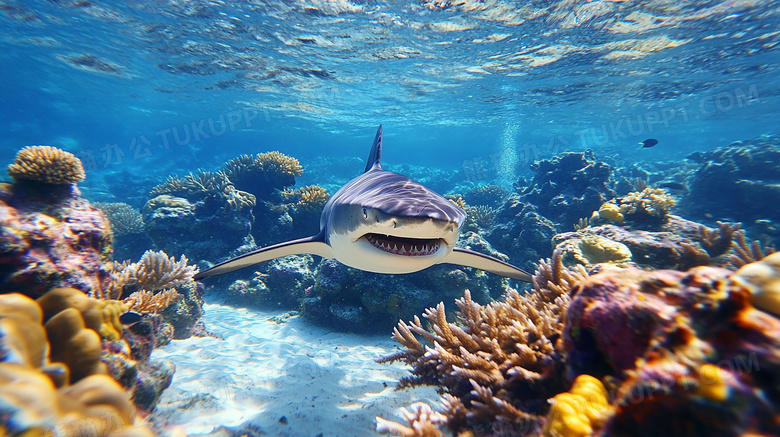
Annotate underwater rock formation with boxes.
[224,255,316,310]
[1,151,113,298]
[518,150,615,229]
[304,233,511,333]
[555,215,736,271]
[486,198,557,273]
[144,171,256,262]
[680,134,780,245]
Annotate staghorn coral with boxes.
[6,145,86,184]
[728,229,776,269]
[0,293,154,437]
[379,246,588,435]
[94,202,144,235]
[446,194,467,210]
[108,250,197,297]
[149,175,190,198]
[696,220,739,258]
[376,402,448,437]
[124,288,182,314]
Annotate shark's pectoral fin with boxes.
[194,236,335,280]
[439,247,533,282]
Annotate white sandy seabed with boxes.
[150,302,440,437]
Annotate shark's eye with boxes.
[362,208,368,219]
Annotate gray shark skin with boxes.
[194,126,533,282]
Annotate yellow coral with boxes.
[697,364,729,402]
[255,151,304,176]
[446,194,467,209]
[296,185,330,211]
[729,251,780,316]
[96,300,129,341]
[572,234,632,266]
[7,145,86,184]
[592,202,624,224]
[544,375,612,437]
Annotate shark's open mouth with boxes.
[365,233,441,256]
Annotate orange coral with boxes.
[295,185,330,211]
[255,151,303,176]
[7,145,86,184]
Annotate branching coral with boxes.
[464,205,496,231]
[379,246,588,435]
[464,184,509,208]
[108,250,197,299]
[94,202,144,235]
[696,221,739,258]
[728,230,776,269]
[124,288,182,314]
[376,403,448,437]
[446,194,467,210]
[6,145,86,184]
[149,175,190,198]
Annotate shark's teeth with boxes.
[365,233,440,256]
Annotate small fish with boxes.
[640,138,659,148]
[119,311,143,325]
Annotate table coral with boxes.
[6,145,86,184]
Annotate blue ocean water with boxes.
[1,0,777,192]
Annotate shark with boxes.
[193,125,533,282]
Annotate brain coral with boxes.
[7,146,86,184]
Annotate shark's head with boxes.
[324,171,466,274]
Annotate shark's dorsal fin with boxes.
[364,125,383,172]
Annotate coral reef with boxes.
[377,247,587,435]
[108,250,201,339]
[144,172,256,262]
[0,292,156,437]
[563,261,780,436]
[553,216,738,271]
[224,151,303,201]
[595,188,676,230]
[0,175,113,298]
[463,184,509,209]
[6,145,86,184]
[518,150,615,228]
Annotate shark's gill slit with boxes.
[365,233,441,256]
